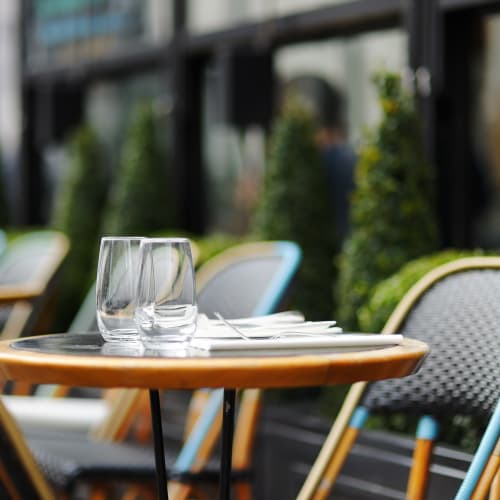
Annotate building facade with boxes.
[11,0,500,249]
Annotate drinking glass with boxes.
[96,236,143,342]
[135,238,197,348]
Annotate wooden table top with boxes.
[0,333,429,390]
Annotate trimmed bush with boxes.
[359,249,486,333]
[337,72,439,330]
[254,98,335,320]
[0,154,8,225]
[51,126,109,327]
[103,102,173,236]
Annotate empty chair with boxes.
[455,398,500,499]
[0,230,70,341]
[299,256,500,500]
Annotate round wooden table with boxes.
[0,333,429,500]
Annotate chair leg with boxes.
[311,425,361,500]
[472,438,500,500]
[297,382,367,500]
[490,469,500,500]
[311,406,369,500]
[406,416,438,500]
[169,481,195,500]
[407,439,435,500]
[457,402,500,500]
[122,486,157,500]
[234,481,253,500]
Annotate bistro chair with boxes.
[2,240,301,498]
[455,398,500,500]
[2,283,114,432]
[298,256,500,500]
[0,230,69,341]
[0,396,55,499]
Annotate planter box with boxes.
[252,402,473,499]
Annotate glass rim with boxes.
[140,237,191,244]
[100,236,145,241]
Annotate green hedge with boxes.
[336,72,439,331]
[0,154,8,225]
[254,98,335,320]
[358,249,486,333]
[103,102,174,236]
[51,126,109,328]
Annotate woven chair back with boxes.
[363,258,500,420]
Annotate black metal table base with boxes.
[220,389,236,499]
[150,389,169,500]
[149,388,237,500]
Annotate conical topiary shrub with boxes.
[0,153,8,225]
[336,71,439,331]
[103,102,172,236]
[254,99,335,320]
[52,126,109,327]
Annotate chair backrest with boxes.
[0,231,70,340]
[68,283,97,333]
[0,398,54,499]
[362,257,500,419]
[196,240,301,319]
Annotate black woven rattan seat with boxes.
[363,269,500,419]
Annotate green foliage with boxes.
[254,99,336,320]
[193,232,250,268]
[152,229,247,269]
[337,72,439,331]
[0,153,8,225]
[51,126,109,327]
[103,102,173,236]
[359,249,486,333]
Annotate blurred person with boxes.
[285,75,357,244]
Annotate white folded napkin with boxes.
[190,333,404,352]
[195,312,339,339]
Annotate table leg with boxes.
[149,389,169,500]
[220,388,236,500]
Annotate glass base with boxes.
[100,330,140,342]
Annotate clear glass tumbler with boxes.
[135,238,197,349]
[96,236,143,342]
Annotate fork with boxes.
[214,312,334,340]
[214,312,252,340]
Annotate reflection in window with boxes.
[472,15,500,248]
[275,29,408,146]
[25,0,173,68]
[202,62,266,234]
[202,29,407,234]
[187,0,358,34]
[43,72,172,219]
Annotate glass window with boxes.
[275,29,408,145]
[187,0,358,34]
[470,14,500,248]
[201,61,266,233]
[202,28,407,234]
[274,29,407,243]
[43,72,172,219]
[25,0,173,69]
